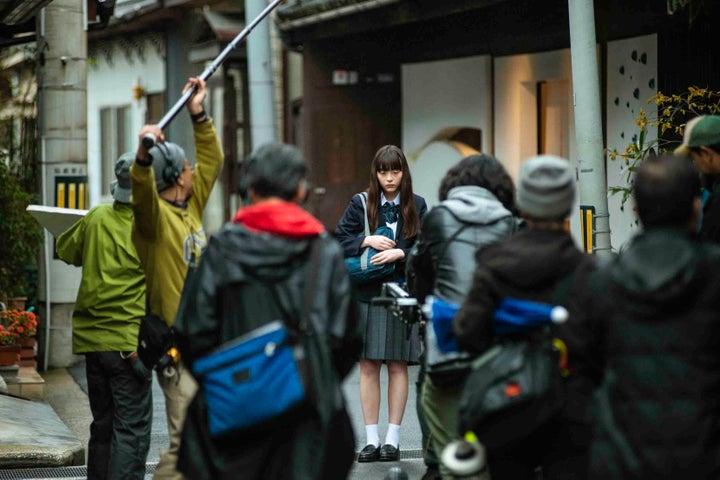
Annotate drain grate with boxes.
[0,451,424,478]
[353,448,423,461]
[0,463,157,479]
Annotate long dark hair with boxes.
[367,145,420,238]
[438,154,518,215]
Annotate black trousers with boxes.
[85,351,152,480]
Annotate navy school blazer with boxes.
[334,192,427,301]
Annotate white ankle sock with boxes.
[385,423,401,448]
[365,424,380,447]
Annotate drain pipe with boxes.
[37,9,53,372]
[41,137,52,372]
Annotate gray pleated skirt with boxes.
[358,301,421,363]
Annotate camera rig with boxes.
[371,282,424,326]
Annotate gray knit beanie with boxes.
[516,155,575,220]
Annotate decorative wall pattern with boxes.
[606,34,658,250]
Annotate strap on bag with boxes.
[267,234,324,336]
[356,192,374,272]
[431,206,510,268]
[299,235,323,334]
[288,234,336,425]
[358,192,370,237]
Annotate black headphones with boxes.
[155,142,181,186]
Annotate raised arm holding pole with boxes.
[142,0,285,149]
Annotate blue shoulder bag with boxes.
[192,239,322,436]
[344,192,395,284]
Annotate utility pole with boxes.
[245,0,277,148]
[568,0,612,257]
[36,0,87,368]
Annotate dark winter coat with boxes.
[173,201,361,480]
[453,229,601,436]
[700,179,720,243]
[589,228,720,480]
[334,192,427,301]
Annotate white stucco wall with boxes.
[87,35,166,207]
[493,48,581,241]
[606,34,658,250]
[401,55,492,207]
[494,49,576,179]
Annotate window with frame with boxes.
[145,92,165,125]
[100,105,132,197]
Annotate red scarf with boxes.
[232,200,325,238]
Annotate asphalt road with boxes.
[66,362,429,479]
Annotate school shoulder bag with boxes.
[344,192,395,284]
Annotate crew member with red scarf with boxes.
[173,142,361,480]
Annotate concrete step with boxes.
[0,393,84,469]
[1,366,46,400]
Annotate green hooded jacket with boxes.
[56,202,146,353]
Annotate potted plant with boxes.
[0,323,21,367]
[0,160,43,306]
[1,309,37,366]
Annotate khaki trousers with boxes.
[421,376,463,479]
[154,361,198,480]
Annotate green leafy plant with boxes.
[0,160,43,301]
[667,0,710,23]
[608,86,720,207]
[0,46,42,304]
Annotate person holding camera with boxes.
[56,154,151,480]
[131,76,224,480]
[335,145,427,462]
[453,156,601,479]
[406,154,519,479]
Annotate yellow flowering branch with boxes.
[609,86,720,206]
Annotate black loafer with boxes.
[358,444,381,463]
[379,444,400,461]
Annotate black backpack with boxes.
[457,273,575,449]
